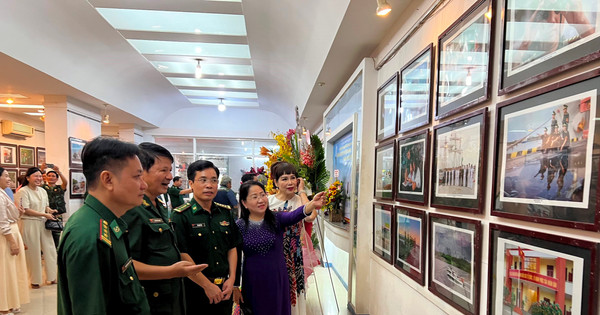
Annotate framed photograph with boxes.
[394,206,426,285]
[69,137,86,168]
[0,143,17,167]
[488,224,598,315]
[376,72,399,142]
[431,109,487,213]
[36,147,46,167]
[18,169,27,177]
[492,69,600,230]
[5,169,17,191]
[436,0,494,119]
[396,130,429,206]
[70,170,86,199]
[374,140,395,200]
[18,145,35,168]
[373,203,393,264]
[429,213,481,315]
[399,44,433,133]
[499,0,600,94]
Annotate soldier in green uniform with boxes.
[57,137,150,314]
[172,160,242,315]
[167,176,192,209]
[122,143,206,315]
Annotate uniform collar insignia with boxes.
[220,220,230,226]
[98,219,112,247]
[110,220,123,239]
[142,199,150,207]
[192,204,198,213]
[157,196,167,207]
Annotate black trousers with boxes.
[184,278,233,315]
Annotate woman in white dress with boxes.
[267,162,317,315]
[0,167,29,314]
[14,167,58,288]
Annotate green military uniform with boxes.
[57,195,150,315]
[167,186,185,208]
[171,198,242,315]
[121,195,184,315]
[42,183,67,247]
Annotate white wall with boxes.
[0,112,45,148]
[228,156,255,192]
[323,222,350,286]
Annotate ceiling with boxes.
[0,0,413,137]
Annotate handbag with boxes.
[45,219,64,232]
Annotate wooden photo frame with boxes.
[492,69,600,230]
[36,147,46,167]
[5,169,17,191]
[399,44,433,133]
[429,213,482,315]
[431,108,487,213]
[373,202,393,264]
[68,137,86,168]
[17,145,35,168]
[499,0,600,94]
[394,206,427,286]
[0,143,18,168]
[396,129,430,206]
[374,140,396,200]
[70,169,86,199]
[376,72,399,142]
[488,224,598,315]
[436,0,494,119]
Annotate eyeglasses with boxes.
[195,177,218,184]
[247,193,267,201]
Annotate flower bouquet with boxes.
[324,180,345,222]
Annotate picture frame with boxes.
[17,145,35,168]
[373,203,393,264]
[376,72,399,142]
[68,137,86,168]
[374,140,396,200]
[431,108,487,213]
[396,129,429,206]
[0,143,18,168]
[498,0,600,94]
[36,147,46,167]
[5,169,17,191]
[394,206,426,286]
[492,69,600,230]
[70,169,86,199]
[429,213,481,315]
[399,44,433,133]
[18,169,27,177]
[488,224,598,315]
[436,0,494,119]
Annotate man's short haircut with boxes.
[187,160,220,181]
[82,137,141,190]
[138,142,174,171]
[241,173,256,183]
[173,176,181,182]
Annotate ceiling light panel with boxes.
[150,62,253,76]
[179,90,257,99]
[189,99,259,107]
[96,8,247,36]
[129,40,250,59]
[168,78,256,89]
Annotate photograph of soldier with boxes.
[435,123,481,199]
[399,139,425,194]
[500,93,595,209]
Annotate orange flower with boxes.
[260,146,270,156]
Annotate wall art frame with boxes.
[70,169,86,199]
[394,206,427,286]
[376,72,399,142]
[435,0,494,120]
[18,145,35,169]
[488,224,598,315]
[0,143,18,168]
[68,137,86,169]
[396,129,430,206]
[492,69,600,230]
[5,169,17,191]
[429,213,481,315]
[399,44,433,133]
[498,0,600,94]
[36,147,46,167]
[374,140,396,201]
[431,108,487,213]
[373,202,393,264]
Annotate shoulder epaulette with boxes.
[173,202,191,213]
[214,202,231,210]
[98,219,112,247]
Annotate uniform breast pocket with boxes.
[147,223,172,251]
[190,226,210,249]
[118,263,145,306]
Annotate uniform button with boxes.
[159,228,163,233]
[225,231,228,234]
[212,231,215,234]
[216,262,219,265]
[214,246,217,250]
[198,233,202,236]
[129,276,134,281]
[153,292,159,297]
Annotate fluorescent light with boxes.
[24,112,45,116]
[0,104,44,109]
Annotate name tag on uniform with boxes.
[149,218,164,224]
[191,223,206,228]
[121,258,133,273]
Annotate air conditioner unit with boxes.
[1,120,34,137]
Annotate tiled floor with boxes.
[20,265,349,315]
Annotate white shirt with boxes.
[268,194,302,213]
[15,185,49,221]
[0,189,20,235]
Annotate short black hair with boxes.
[173,176,182,182]
[241,173,256,183]
[239,181,276,232]
[138,142,174,171]
[23,167,42,186]
[82,137,141,190]
[270,161,298,183]
[187,160,219,181]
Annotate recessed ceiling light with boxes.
[218,73,225,76]
[6,98,14,104]
[0,104,44,109]
[195,47,202,53]
[152,25,161,29]
[219,91,225,96]
[218,84,225,88]
[194,29,202,34]
[155,49,164,53]
[157,64,168,69]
